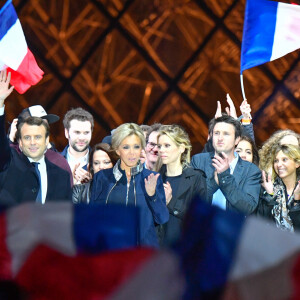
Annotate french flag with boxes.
[176,197,300,300]
[0,0,44,94]
[3,201,300,299]
[241,0,300,72]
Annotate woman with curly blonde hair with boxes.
[259,129,300,175]
[155,124,207,245]
[258,144,300,232]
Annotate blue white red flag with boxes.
[177,197,300,300]
[0,203,140,280]
[241,0,300,72]
[0,0,44,93]
[2,201,300,299]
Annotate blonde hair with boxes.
[272,144,300,180]
[155,124,191,171]
[111,123,145,152]
[259,129,300,172]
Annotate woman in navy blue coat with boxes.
[90,123,169,247]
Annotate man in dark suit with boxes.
[0,70,72,208]
[191,115,261,215]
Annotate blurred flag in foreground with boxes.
[177,197,300,300]
[241,0,300,72]
[2,200,300,299]
[0,0,44,93]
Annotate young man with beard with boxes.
[191,115,261,215]
[61,108,94,184]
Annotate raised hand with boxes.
[261,170,273,195]
[144,173,160,197]
[240,99,252,120]
[214,101,222,118]
[0,70,14,106]
[225,93,237,119]
[9,118,18,142]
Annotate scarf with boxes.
[271,177,295,232]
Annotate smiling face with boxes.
[274,150,300,181]
[235,140,253,163]
[158,134,183,166]
[65,119,92,153]
[116,134,142,171]
[19,123,49,162]
[212,122,240,155]
[92,150,113,173]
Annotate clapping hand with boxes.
[294,181,300,201]
[163,181,172,205]
[73,163,91,184]
[214,94,237,119]
[0,70,14,106]
[214,101,222,119]
[261,171,274,195]
[225,93,237,119]
[9,118,18,142]
[144,173,160,197]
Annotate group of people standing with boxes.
[0,69,300,249]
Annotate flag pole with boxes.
[240,73,252,119]
[240,73,246,101]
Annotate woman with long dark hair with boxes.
[72,143,116,203]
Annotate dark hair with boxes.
[63,108,94,131]
[210,115,242,139]
[146,123,162,143]
[16,117,50,141]
[140,124,151,135]
[208,113,227,136]
[89,143,117,177]
[238,135,259,166]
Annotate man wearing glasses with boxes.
[144,123,161,170]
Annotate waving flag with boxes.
[0,0,44,93]
[241,0,300,72]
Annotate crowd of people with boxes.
[1,69,300,248]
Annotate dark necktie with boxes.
[32,162,42,203]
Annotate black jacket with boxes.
[0,114,72,209]
[72,181,91,204]
[257,186,300,230]
[159,165,207,245]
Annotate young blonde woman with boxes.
[258,144,300,232]
[155,124,207,245]
[90,123,168,247]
